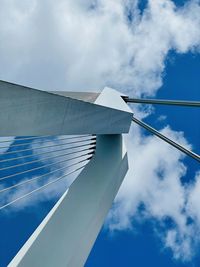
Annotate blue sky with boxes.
[0,0,200,266]
[86,52,200,267]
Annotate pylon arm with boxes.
[0,81,133,136]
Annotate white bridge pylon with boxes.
[0,81,133,267]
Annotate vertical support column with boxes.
[8,134,128,267]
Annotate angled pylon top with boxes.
[0,80,133,136]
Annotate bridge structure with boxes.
[0,80,199,267]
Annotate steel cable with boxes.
[0,145,96,172]
[0,136,96,150]
[0,134,92,144]
[124,97,200,107]
[0,156,92,194]
[0,141,96,164]
[0,162,90,211]
[132,117,200,162]
[0,150,94,182]
[0,138,96,156]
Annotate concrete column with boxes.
[8,134,128,267]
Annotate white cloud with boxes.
[157,114,167,122]
[0,0,200,262]
[108,125,189,229]
[187,172,200,224]
[0,0,200,94]
[163,171,200,261]
[0,137,15,154]
[106,124,200,261]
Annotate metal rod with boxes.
[0,141,96,163]
[124,97,200,107]
[0,157,91,194]
[0,146,96,172]
[0,136,96,150]
[0,151,94,182]
[0,138,96,156]
[0,134,92,144]
[132,117,200,163]
[0,163,90,211]
[0,135,49,143]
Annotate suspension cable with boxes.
[0,145,95,172]
[0,136,96,150]
[0,135,48,144]
[0,134,92,144]
[0,156,92,194]
[0,162,90,211]
[0,141,96,164]
[124,96,200,107]
[132,117,200,163]
[0,138,96,156]
[0,151,94,182]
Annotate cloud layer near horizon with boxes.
[0,0,200,262]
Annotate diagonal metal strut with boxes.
[124,97,200,107]
[132,117,200,163]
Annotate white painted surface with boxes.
[48,91,99,103]
[8,135,128,267]
[0,80,132,136]
[6,82,131,267]
[95,87,132,113]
